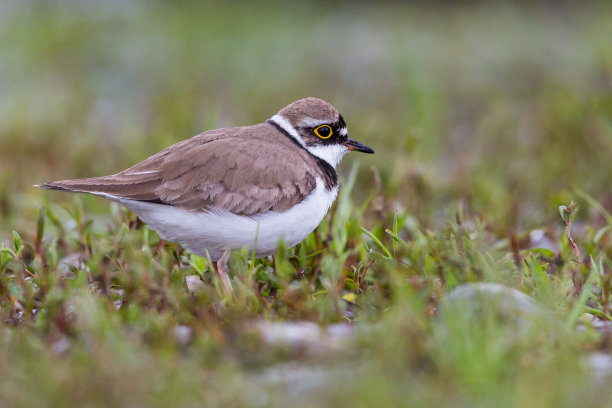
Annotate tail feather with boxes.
[34,176,161,202]
[34,182,73,192]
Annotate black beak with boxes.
[343,138,374,154]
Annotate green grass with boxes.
[2,1,612,406]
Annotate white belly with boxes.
[114,178,338,261]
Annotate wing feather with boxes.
[38,124,320,215]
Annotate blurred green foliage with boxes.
[2,1,612,407]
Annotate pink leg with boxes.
[214,250,233,295]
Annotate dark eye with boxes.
[314,124,333,139]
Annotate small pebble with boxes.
[185,275,205,294]
[173,325,193,347]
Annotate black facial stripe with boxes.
[299,117,348,144]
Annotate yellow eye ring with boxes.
[314,124,333,139]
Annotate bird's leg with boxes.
[152,239,166,257]
[214,250,233,295]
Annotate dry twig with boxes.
[560,201,581,262]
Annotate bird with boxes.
[36,97,374,293]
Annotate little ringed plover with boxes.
[37,97,374,292]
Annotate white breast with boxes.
[113,178,338,261]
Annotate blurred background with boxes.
[3,2,612,406]
[1,0,612,238]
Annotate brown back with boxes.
[40,123,332,215]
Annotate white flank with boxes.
[111,178,338,261]
[269,114,305,147]
[306,144,349,168]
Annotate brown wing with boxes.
[38,124,319,215]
